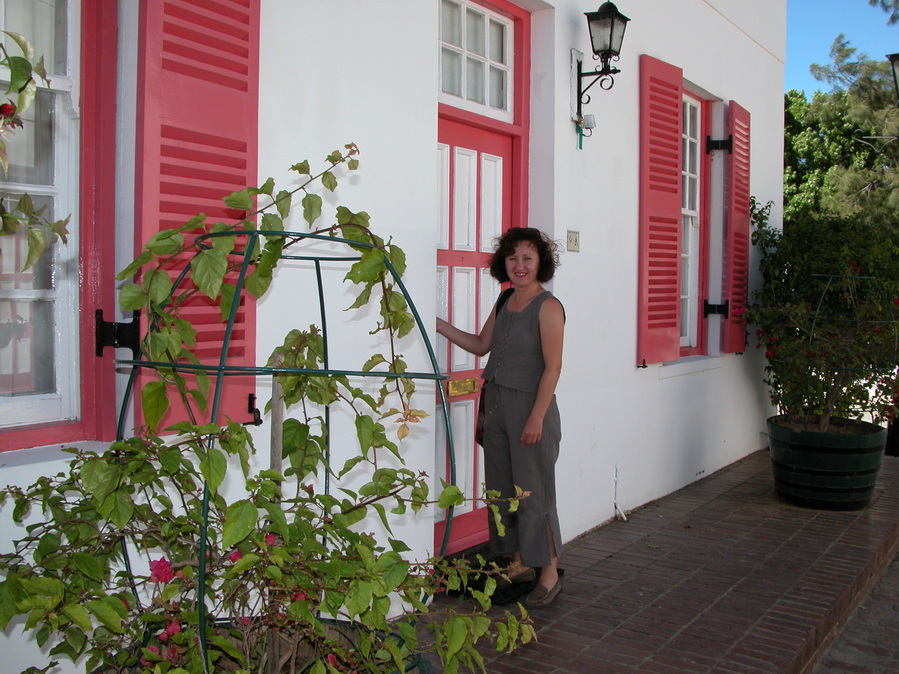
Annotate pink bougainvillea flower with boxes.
[228,549,243,563]
[0,102,15,117]
[326,653,338,666]
[165,621,181,636]
[149,558,174,583]
[265,533,276,546]
[140,645,161,666]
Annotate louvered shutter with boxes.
[722,101,750,353]
[637,55,683,366]
[135,0,260,427]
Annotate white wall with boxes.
[0,0,785,666]
[545,0,784,537]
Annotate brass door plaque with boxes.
[448,378,479,397]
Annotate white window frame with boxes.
[439,0,513,123]
[0,0,81,429]
[680,94,701,349]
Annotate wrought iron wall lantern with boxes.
[887,52,899,105]
[574,1,630,131]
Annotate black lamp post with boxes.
[887,53,899,105]
[576,1,630,124]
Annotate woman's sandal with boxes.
[525,578,562,607]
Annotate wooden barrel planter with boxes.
[767,415,887,511]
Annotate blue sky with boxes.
[786,0,899,93]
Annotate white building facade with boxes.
[0,1,784,668]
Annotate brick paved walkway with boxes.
[423,451,899,673]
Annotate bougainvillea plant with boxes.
[746,197,899,432]
[0,31,70,270]
[0,147,534,674]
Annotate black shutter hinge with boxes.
[706,134,733,154]
[703,300,730,319]
[243,393,263,426]
[95,309,140,358]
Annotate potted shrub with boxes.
[0,147,534,673]
[747,199,899,510]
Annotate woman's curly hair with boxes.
[489,227,560,283]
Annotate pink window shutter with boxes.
[134,0,260,428]
[722,101,751,354]
[637,55,683,366]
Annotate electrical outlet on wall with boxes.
[566,230,580,252]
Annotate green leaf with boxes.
[85,599,124,634]
[290,160,310,175]
[362,354,387,372]
[72,552,104,582]
[222,500,258,549]
[355,415,375,454]
[345,248,384,284]
[200,447,227,494]
[220,282,236,322]
[302,193,322,226]
[115,251,152,281]
[227,553,261,576]
[444,616,467,659]
[145,228,184,256]
[274,190,292,219]
[22,226,46,272]
[61,604,92,632]
[223,189,253,211]
[141,380,170,431]
[143,268,174,306]
[192,248,228,300]
[107,491,135,529]
[321,171,338,191]
[5,55,32,95]
[3,32,36,61]
[117,282,147,311]
[438,485,465,509]
[80,458,119,505]
[344,580,373,619]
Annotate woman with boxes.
[436,227,564,607]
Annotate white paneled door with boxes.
[435,118,512,555]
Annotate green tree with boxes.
[870,0,899,24]
[784,35,899,221]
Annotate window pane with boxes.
[0,298,56,396]
[489,66,506,110]
[3,0,68,76]
[442,48,462,97]
[438,0,513,123]
[466,9,485,56]
[489,20,505,64]
[466,57,485,104]
[441,0,462,47]
[0,195,55,291]
[1,88,55,185]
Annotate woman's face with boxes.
[505,241,540,289]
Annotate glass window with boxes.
[439,0,513,122]
[680,96,701,348]
[0,0,79,428]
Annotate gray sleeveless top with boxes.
[481,290,554,393]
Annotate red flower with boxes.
[0,102,15,118]
[228,549,243,563]
[326,653,339,666]
[140,645,160,666]
[165,621,181,637]
[265,533,276,546]
[149,558,174,583]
